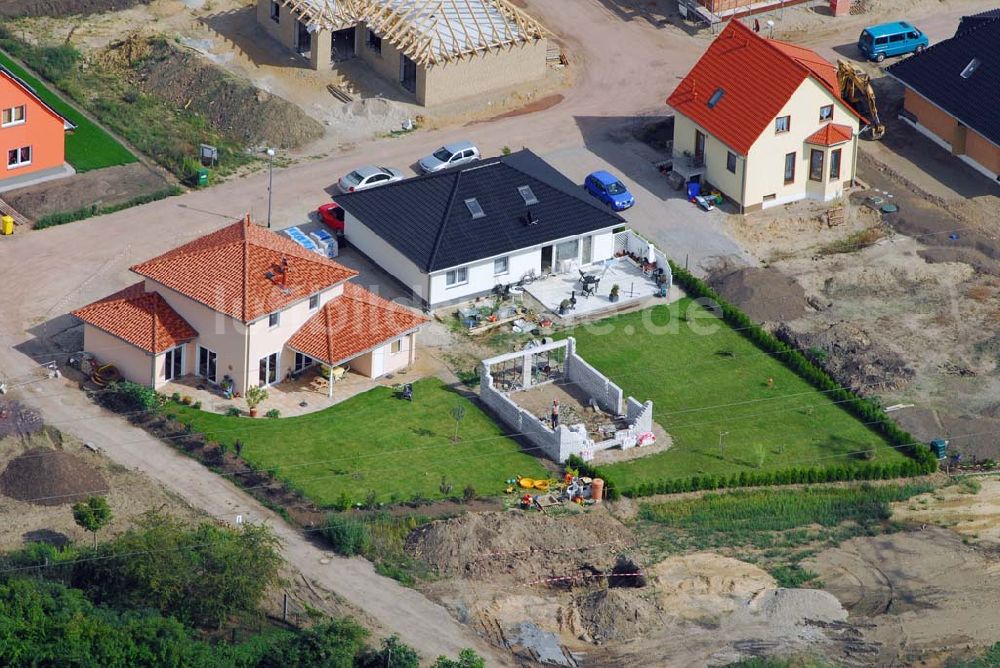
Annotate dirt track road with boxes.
[2,0,998,661]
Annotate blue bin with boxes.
[687,181,701,200]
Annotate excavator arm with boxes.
[836,60,885,140]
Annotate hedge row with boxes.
[567,264,937,499]
[35,186,182,229]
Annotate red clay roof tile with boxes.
[130,216,357,323]
[287,284,429,366]
[666,21,857,155]
[804,123,854,146]
[72,282,198,354]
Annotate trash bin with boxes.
[196,168,209,187]
[0,215,13,236]
[686,181,701,200]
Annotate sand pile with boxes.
[651,553,775,620]
[0,448,108,506]
[407,509,633,581]
[577,587,661,642]
[709,267,808,323]
[732,588,847,627]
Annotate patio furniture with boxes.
[309,376,329,393]
[330,365,348,382]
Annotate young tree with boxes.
[450,404,466,443]
[72,496,113,548]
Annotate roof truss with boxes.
[276,0,546,65]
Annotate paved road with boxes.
[1,0,994,661]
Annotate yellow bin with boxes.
[0,215,13,236]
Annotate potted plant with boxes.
[245,385,269,418]
[609,284,620,303]
[559,299,571,315]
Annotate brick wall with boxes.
[565,338,624,414]
[902,88,958,148]
[965,129,1000,176]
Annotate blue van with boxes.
[858,22,929,62]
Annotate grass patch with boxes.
[323,513,432,584]
[166,378,545,507]
[948,642,1000,668]
[0,46,135,172]
[817,225,889,255]
[638,483,932,584]
[562,300,906,488]
[34,186,181,228]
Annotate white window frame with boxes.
[445,267,468,287]
[268,311,280,328]
[163,345,184,381]
[197,346,217,383]
[493,256,509,276]
[308,294,320,310]
[390,339,403,355]
[775,115,791,133]
[7,145,31,169]
[2,105,26,127]
[819,104,834,121]
[259,351,280,387]
[294,352,313,372]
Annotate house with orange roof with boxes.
[666,21,861,213]
[71,216,428,395]
[0,65,75,191]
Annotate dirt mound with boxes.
[0,0,147,17]
[0,447,108,506]
[709,267,808,323]
[0,400,44,439]
[116,37,323,149]
[775,322,915,394]
[651,553,775,620]
[731,588,847,627]
[577,587,661,642]
[407,509,633,581]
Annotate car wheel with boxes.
[915,44,925,54]
[875,52,885,63]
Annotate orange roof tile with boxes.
[666,21,859,155]
[287,284,429,366]
[72,283,198,354]
[805,123,854,146]
[130,216,358,323]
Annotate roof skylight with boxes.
[517,185,539,206]
[960,58,981,79]
[707,88,725,108]
[464,198,486,219]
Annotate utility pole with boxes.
[266,148,275,229]
[719,431,729,458]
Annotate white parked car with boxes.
[417,141,480,173]
[337,165,405,193]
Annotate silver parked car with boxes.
[337,165,405,193]
[417,141,481,173]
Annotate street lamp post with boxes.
[266,148,275,229]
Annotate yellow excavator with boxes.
[836,60,885,140]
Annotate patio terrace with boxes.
[524,258,665,319]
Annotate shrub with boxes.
[462,485,477,503]
[323,516,370,556]
[180,395,192,405]
[35,187,182,229]
[226,406,242,417]
[102,381,161,414]
[170,392,181,403]
[191,400,202,410]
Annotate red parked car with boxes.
[318,202,345,234]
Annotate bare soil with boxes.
[3,163,172,219]
[708,265,809,323]
[0,444,108,506]
[0,0,148,17]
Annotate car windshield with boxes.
[344,171,364,185]
[433,148,453,162]
[859,31,872,46]
[377,167,392,175]
[607,181,628,195]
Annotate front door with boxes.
[197,346,217,383]
[332,27,355,61]
[164,346,183,381]
[540,245,554,274]
[400,55,417,93]
[259,352,279,386]
[694,130,706,163]
[296,20,312,55]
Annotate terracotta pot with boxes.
[249,407,258,418]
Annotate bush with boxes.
[226,406,242,417]
[181,395,192,405]
[192,400,202,410]
[170,392,181,402]
[323,516,370,556]
[101,380,161,414]
[265,408,281,419]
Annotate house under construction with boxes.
[256,0,548,105]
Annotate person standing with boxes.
[551,399,560,429]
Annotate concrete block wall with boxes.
[565,338,624,414]
[627,397,654,435]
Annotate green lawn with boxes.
[562,299,905,487]
[167,378,546,507]
[0,52,135,172]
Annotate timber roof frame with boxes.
[276,0,547,66]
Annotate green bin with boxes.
[196,168,209,187]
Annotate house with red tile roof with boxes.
[72,216,428,395]
[666,21,861,212]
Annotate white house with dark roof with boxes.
[334,150,628,308]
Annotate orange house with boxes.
[0,65,75,190]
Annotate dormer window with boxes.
[309,294,319,310]
[464,198,485,219]
[517,185,538,205]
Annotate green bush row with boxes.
[35,186,182,229]
[567,264,937,499]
